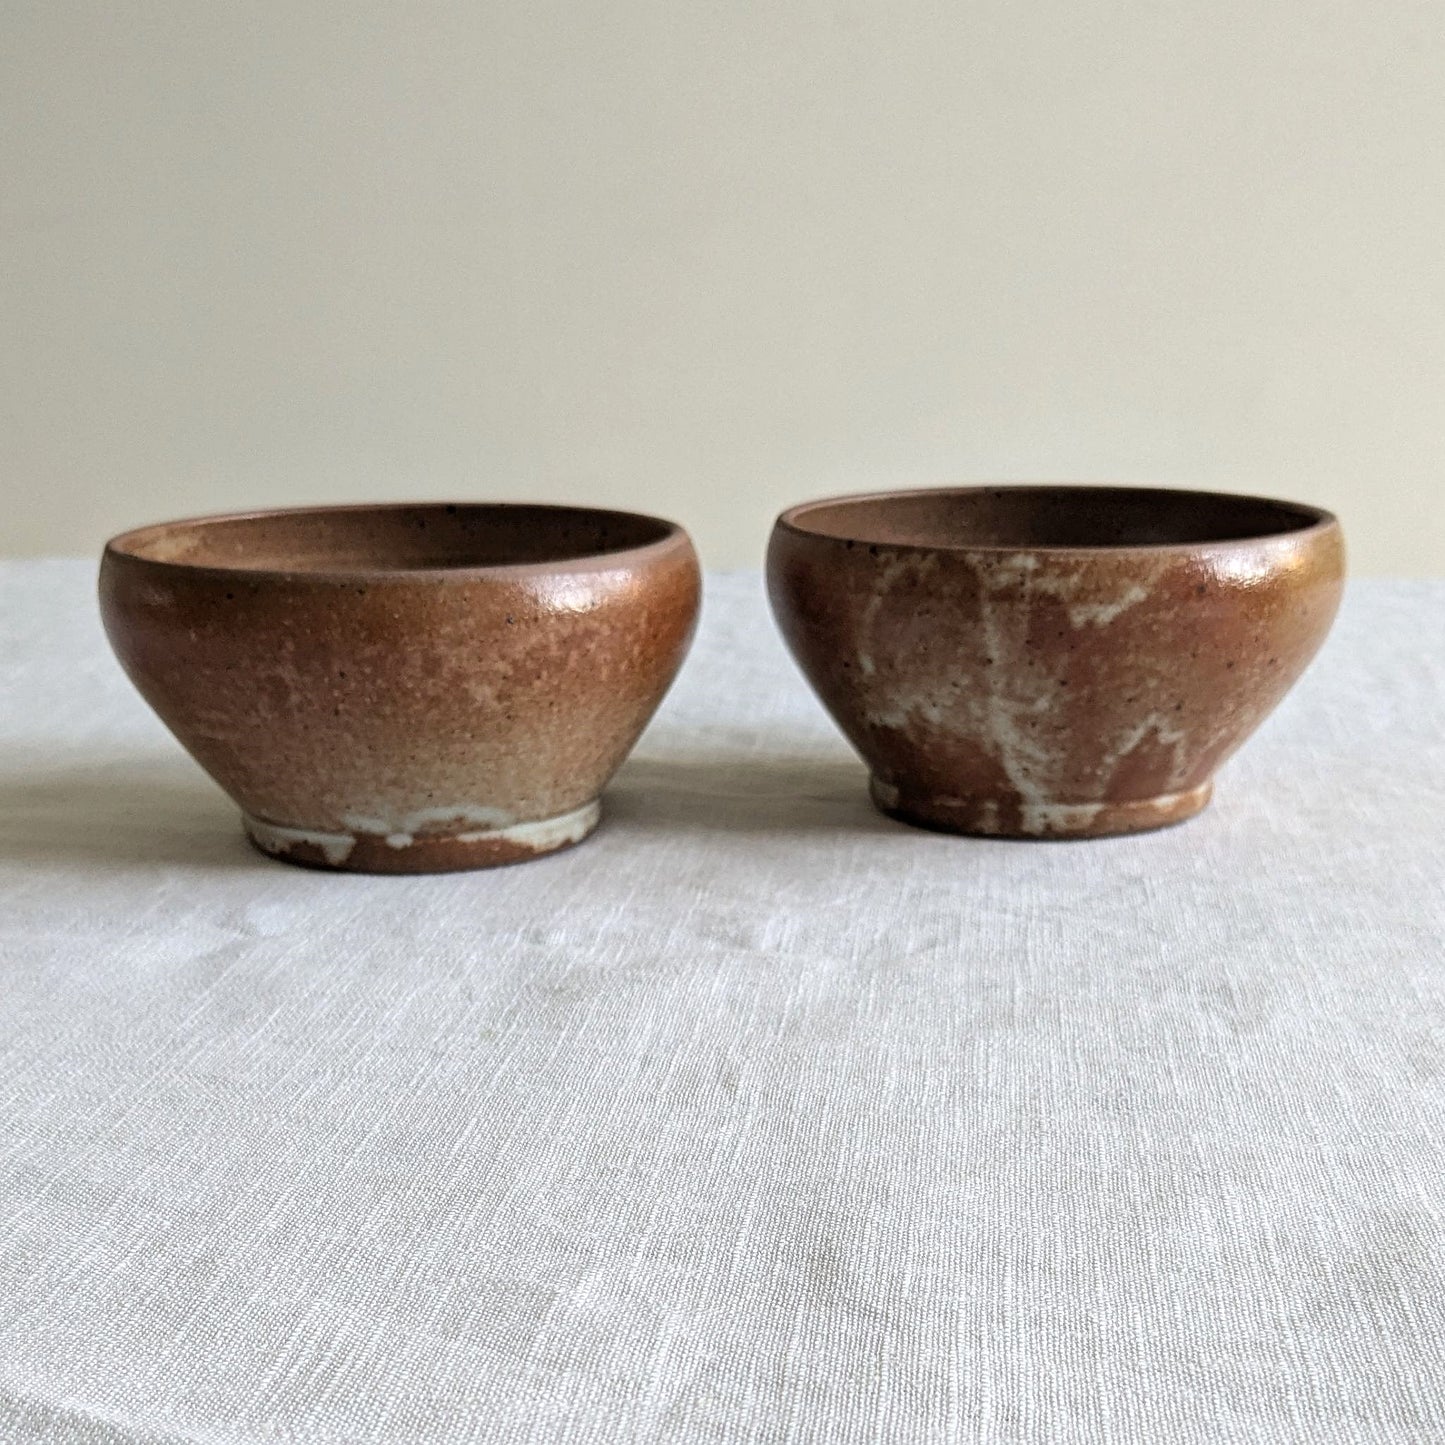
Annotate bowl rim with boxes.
[773,483,1341,555]
[103,501,694,581]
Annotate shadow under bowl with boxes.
[100,502,701,871]
[766,484,1344,839]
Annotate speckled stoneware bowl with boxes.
[768,485,1344,839]
[101,503,701,871]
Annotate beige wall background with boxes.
[4,1,1443,573]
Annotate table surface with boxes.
[2,561,1443,1445]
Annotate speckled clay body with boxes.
[101,503,700,871]
[768,486,1344,838]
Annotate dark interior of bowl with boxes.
[785,487,1330,550]
[110,504,676,572]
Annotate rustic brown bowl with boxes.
[767,485,1344,838]
[100,503,701,871]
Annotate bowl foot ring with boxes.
[243,800,601,873]
[869,778,1212,839]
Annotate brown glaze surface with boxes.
[100,503,700,871]
[768,485,1344,839]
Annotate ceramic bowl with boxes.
[100,503,701,871]
[767,485,1344,838]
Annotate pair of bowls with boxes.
[99,486,1345,872]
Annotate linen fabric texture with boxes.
[1,563,1442,1444]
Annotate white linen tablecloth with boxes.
[1,560,1442,1445]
